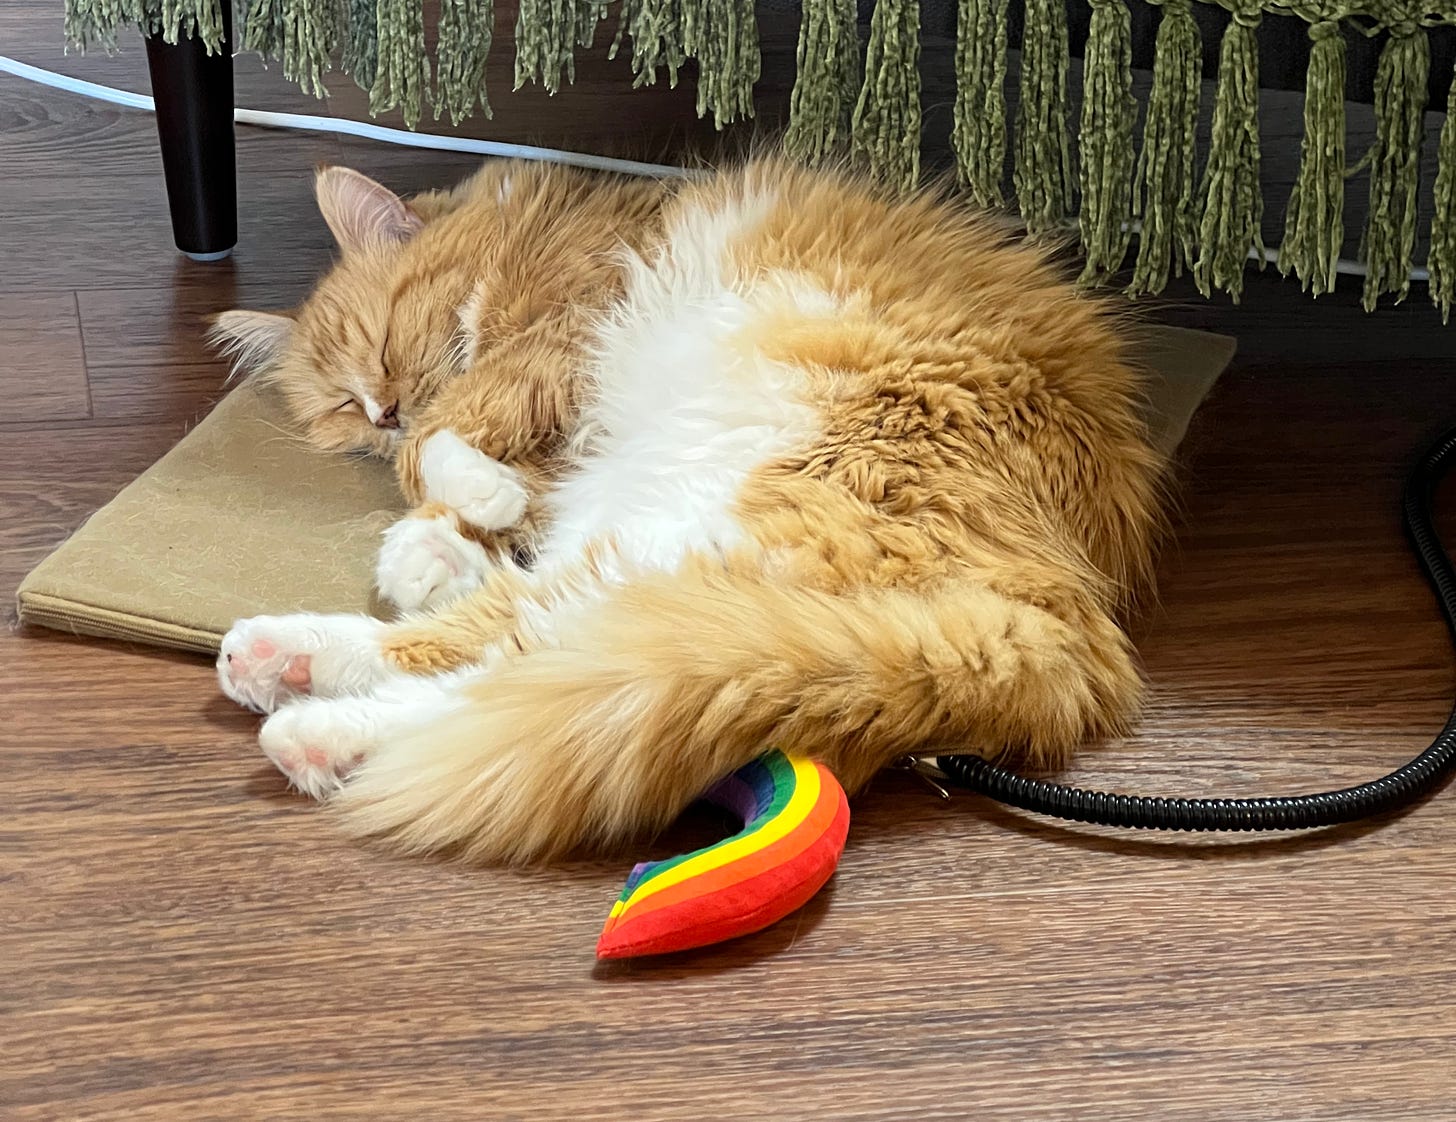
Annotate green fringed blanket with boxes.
[62,0,1456,316]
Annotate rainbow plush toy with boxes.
[596,750,851,960]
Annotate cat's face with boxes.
[211,167,471,457]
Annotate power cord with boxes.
[920,424,1456,830]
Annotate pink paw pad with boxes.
[280,655,313,690]
[250,639,277,659]
[303,746,330,768]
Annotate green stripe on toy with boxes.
[596,749,851,960]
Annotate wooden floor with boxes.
[8,8,1456,1120]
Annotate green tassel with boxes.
[952,0,1011,206]
[1078,0,1137,284]
[783,0,859,164]
[156,0,226,46]
[1278,20,1346,296]
[65,0,150,51]
[1128,0,1201,297]
[1194,10,1262,302]
[1428,64,1456,322]
[515,0,606,94]
[611,0,686,91]
[681,0,760,127]
[342,0,379,94]
[369,0,428,128]
[436,0,493,122]
[80,0,227,48]
[241,0,336,98]
[613,0,757,125]
[850,0,922,189]
[1360,24,1429,310]
[1014,0,1074,236]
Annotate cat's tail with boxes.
[331,561,1142,863]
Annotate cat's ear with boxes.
[314,166,424,254]
[209,309,294,375]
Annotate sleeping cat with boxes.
[210,158,1165,863]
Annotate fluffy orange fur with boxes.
[214,158,1166,864]
[214,162,666,553]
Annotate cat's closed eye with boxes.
[334,398,362,414]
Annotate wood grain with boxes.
[0,292,90,423]
[76,278,318,370]
[6,2,1456,1117]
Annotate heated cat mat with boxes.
[15,326,1236,655]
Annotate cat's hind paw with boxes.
[376,510,488,612]
[218,615,387,713]
[258,698,378,799]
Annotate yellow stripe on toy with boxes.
[596,749,851,959]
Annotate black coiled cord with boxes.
[934,424,1456,831]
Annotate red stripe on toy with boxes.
[596,768,850,960]
[606,771,847,925]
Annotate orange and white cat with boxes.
[211,158,1165,863]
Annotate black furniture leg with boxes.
[144,5,237,261]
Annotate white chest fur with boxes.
[538,192,825,576]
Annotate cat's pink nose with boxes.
[375,401,399,430]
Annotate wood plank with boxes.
[0,422,192,595]
[0,158,338,292]
[0,291,90,423]
[84,361,233,422]
[77,277,318,370]
[0,73,333,181]
[9,0,1456,1115]
[7,299,1456,1121]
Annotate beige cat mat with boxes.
[16,326,1236,655]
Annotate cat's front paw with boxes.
[258,698,379,799]
[419,430,529,531]
[218,615,387,713]
[376,511,488,612]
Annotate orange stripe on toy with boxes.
[610,776,844,925]
[596,750,851,960]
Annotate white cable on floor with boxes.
[0,53,690,179]
[0,52,1432,283]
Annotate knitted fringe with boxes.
[1014,0,1074,236]
[1277,19,1346,296]
[682,0,760,127]
[54,0,1456,321]
[65,0,226,49]
[369,0,428,127]
[1128,0,1200,297]
[515,0,605,95]
[611,0,685,90]
[241,0,336,98]
[612,0,757,127]
[783,0,859,164]
[1078,0,1137,284]
[64,0,150,50]
[159,0,226,45]
[1195,10,1263,302]
[1360,24,1429,310]
[341,0,378,93]
[850,0,921,187]
[436,0,492,122]
[952,0,1011,206]
[1429,64,1456,322]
